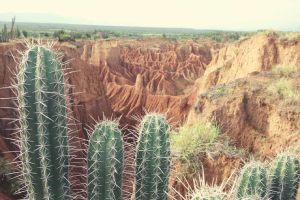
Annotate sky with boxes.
[1,0,300,31]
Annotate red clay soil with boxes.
[0,193,12,200]
[0,35,300,198]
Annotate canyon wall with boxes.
[1,35,300,198]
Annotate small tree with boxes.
[92,34,99,41]
[22,30,28,38]
[81,35,87,40]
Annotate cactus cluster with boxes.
[236,153,300,200]
[15,41,300,200]
[15,42,171,200]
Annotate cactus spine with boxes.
[238,194,265,200]
[236,161,268,198]
[87,120,124,200]
[135,113,171,200]
[191,194,224,200]
[269,153,300,200]
[18,45,69,200]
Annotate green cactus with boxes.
[269,152,300,200]
[17,44,70,200]
[87,120,124,200]
[1,24,9,42]
[134,113,171,200]
[236,161,268,198]
[238,194,265,200]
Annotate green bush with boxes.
[92,34,99,41]
[58,34,74,42]
[171,120,220,173]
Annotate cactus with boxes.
[87,120,124,200]
[1,24,9,42]
[238,194,265,200]
[10,16,16,39]
[17,44,70,200]
[269,152,300,200]
[134,113,171,200]
[236,161,268,198]
[188,180,227,200]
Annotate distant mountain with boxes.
[0,13,221,34]
[0,13,99,25]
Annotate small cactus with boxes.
[189,179,227,200]
[17,44,70,199]
[269,152,300,200]
[134,113,171,200]
[87,120,124,200]
[236,161,268,198]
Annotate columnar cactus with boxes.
[134,113,171,200]
[269,153,300,200]
[87,120,124,200]
[17,44,70,199]
[236,161,268,198]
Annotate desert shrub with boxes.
[92,34,99,41]
[74,42,83,48]
[279,32,300,42]
[53,29,65,38]
[171,121,220,173]
[102,33,109,39]
[81,35,87,40]
[272,65,298,77]
[85,32,91,38]
[171,119,245,175]
[269,79,300,104]
[58,34,74,42]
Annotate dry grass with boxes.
[272,65,299,77]
[171,120,245,175]
[268,78,300,105]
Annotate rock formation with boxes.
[1,35,300,199]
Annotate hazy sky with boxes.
[1,0,300,30]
